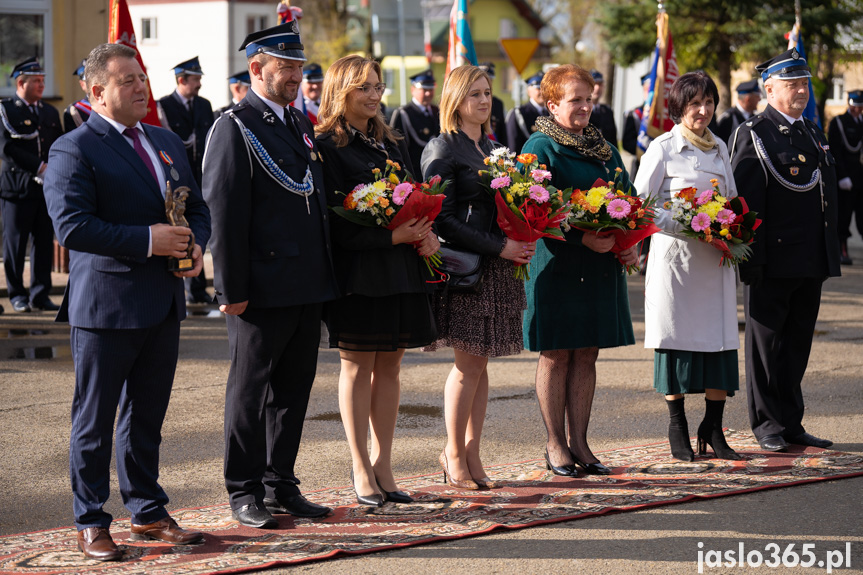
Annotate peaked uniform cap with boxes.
[478,62,496,79]
[410,69,436,89]
[756,48,811,82]
[11,57,45,79]
[303,63,324,82]
[525,71,544,87]
[228,71,251,86]
[74,59,87,79]
[736,79,761,94]
[173,56,204,76]
[848,90,863,106]
[240,21,306,62]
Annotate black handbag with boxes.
[438,243,484,293]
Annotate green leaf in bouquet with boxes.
[330,206,379,228]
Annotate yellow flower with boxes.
[698,201,723,220]
[719,228,729,237]
[585,188,607,208]
[388,173,400,185]
[372,180,387,192]
[506,193,514,203]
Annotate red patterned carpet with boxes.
[2,430,861,575]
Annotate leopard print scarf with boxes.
[535,116,613,162]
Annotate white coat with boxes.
[634,125,740,352]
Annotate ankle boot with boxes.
[665,397,694,462]
[696,399,741,460]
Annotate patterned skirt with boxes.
[423,256,525,358]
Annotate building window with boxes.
[141,18,157,42]
[247,15,268,35]
[828,76,845,105]
[0,1,53,98]
[499,18,516,39]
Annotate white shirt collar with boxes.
[175,90,192,108]
[96,112,144,137]
[735,103,752,119]
[775,107,803,126]
[529,99,544,113]
[252,87,287,123]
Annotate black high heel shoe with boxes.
[570,453,612,476]
[350,471,384,507]
[544,450,578,477]
[376,478,414,504]
[696,399,741,461]
[666,397,695,462]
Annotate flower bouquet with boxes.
[480,147,573,280]
[666,179,761,267]
[568,168,660,274]
[331,159,449,277]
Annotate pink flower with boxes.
[392,182,413,205]
[531,169,552,182]
[690,212,712,232]
[529,185,550,203]
[696,189,714,206]
[607,198,632,219]
[491,175,511,189]
[428,174,442,186]
[715,209,736,225]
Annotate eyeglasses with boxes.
[357,83,387,95]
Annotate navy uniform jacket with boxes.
[589,103,618,146]
[506,102,545,154]
[730,104,840,279]
[158,92,214,184]
[490,95,507,146]
[202,89,338,308]
[715,106,747,145]
[827,111,863,189]
[43,113,211,328]
[63,99,92,133]
[0,95,62,199]
[389,101,440,179]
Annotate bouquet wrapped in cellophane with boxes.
[666,178,761,267]
[331,159,449,277]
[480,147,573,280]
[568,167,660,274]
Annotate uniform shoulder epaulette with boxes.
[744,114,765,129]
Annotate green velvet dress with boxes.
[522,131,636,351]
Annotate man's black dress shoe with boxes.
[263,494,331,518]
[11,300,31,313]
[232,503,278,528]
[786,432,833,448]
[757,434,788,452]
[32,299,60,311]
[187,294,214,304]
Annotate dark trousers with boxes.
[184,268,209,301]
[69,314,180,529]
[1,195,54,304]
[744,277,823,440]
[223,303,323,509]
[837,185,863,240]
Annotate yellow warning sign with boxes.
[500,38,540,75]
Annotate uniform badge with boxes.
[798,154,806,163]
[422,127,430,136]
[15,100,22,107]
[302,132,317,161]
[24,119,31,126]
[159,150,180,181]
[263,110,275,125]
[790,167,800,176]
[778,124,790,135]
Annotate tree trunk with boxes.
[715,34,732,115]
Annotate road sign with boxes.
[500,38,540,75]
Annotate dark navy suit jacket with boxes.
[43,112,211,329]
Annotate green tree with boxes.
[595,0,863,116]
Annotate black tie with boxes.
[283,107,300,138]
[793,121,806,135]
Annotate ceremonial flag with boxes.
[108,0,160,126]
[445,0,477,76]
[637,10,678,157]
[786,21,820,127]
[277,1,302,25]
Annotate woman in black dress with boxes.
[316,55,440,507]
[421,65,535,489]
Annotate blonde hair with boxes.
[315,55,398,147]
[439,65,492,134]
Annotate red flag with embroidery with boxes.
[109,0,160,126]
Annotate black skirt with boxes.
[326,293,437,352]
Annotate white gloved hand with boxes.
[839,177,853,191]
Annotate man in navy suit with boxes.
[0,57,63,314]
[43,43,210,561]
[203,21,339,529]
